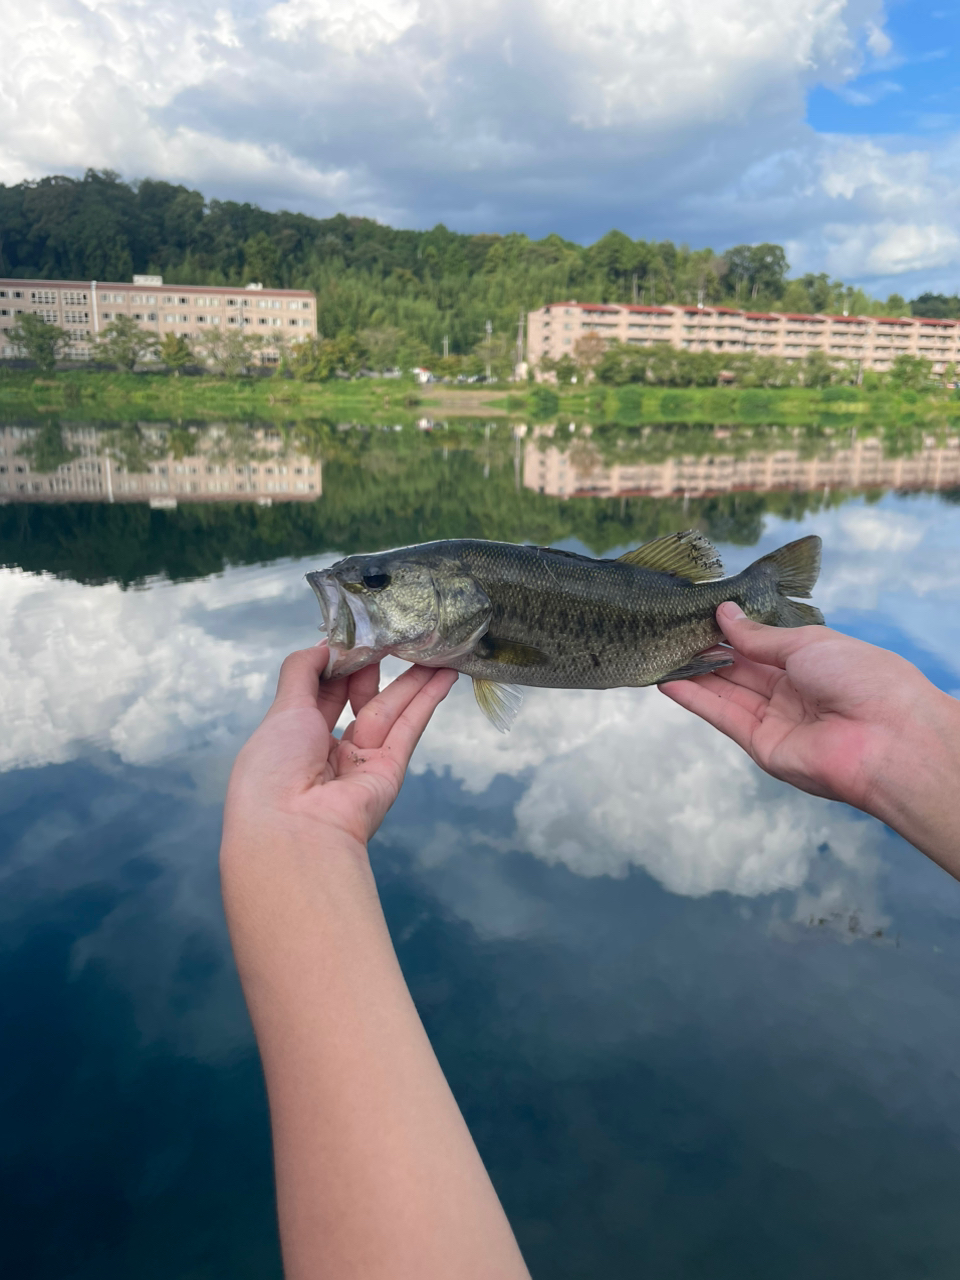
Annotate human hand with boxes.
[223,645,457,857]
[659,603,960,836]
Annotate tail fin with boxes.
[753,535,825,627]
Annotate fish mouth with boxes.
[306,570,379,678]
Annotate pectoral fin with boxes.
[657,649,734,683]
[472,678,524,733]
[475,635,549,666]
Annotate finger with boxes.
[348,662,382,719]
[712,651,785,701]
[271,644,348,731]
[351,664,439,751]
[659,672,759,755]
[716,602,824,670]
[382,669,459,763]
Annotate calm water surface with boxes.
[2,417,960,1278]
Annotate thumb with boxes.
[716,601,821,670]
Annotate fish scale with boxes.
[306,530,824,731]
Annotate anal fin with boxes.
[657,648,734,684]
[473,678,524,733]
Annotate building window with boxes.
[197,315,207,324]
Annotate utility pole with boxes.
[515,310,524,369]
[442,333,449,359]
[632,273,638,304]
[485,319,492,381]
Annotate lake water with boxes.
[3,415,960,1279]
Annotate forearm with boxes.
[221,822,530,1280]
[865,690,960,879]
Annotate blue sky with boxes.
[809,3,958,138]
[2,0,959,297]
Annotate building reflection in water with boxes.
[0,422,321,506]
[523,424,960,498]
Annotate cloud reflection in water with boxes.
[5,494,957,917]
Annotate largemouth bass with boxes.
[306,530,823,731]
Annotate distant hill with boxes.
[0,169,949,357]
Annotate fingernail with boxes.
[719,601,745,620]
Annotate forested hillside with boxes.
[2,170,956,360]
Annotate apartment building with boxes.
[524,430,960,499]
[0,275,318,362]
[527,302,960,376]
[0,424,322,503]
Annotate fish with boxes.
[306,530,823,731]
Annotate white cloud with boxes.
[8,0,960,292]
[865,20,892,59]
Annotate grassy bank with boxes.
[1,368,958,430]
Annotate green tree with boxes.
[888,354,933,391]
[910,292,960,319]
[158,331,193,375]
[96,314,160,370]
[723,243,789,303]
[7,312,72,372]
[289,334,365,381]
[201,328,261,376]
[802,350,837,388]
[243,232,281,286]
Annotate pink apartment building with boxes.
[0,275,318,362]
[526,302,960,376]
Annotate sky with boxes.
[2,0,959,295]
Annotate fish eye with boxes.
[361,570,391,591]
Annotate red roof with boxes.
[918,317,956,326]
[625,305,674,316]
[713,307,742,315]
[743,312,778,320]
[580,303,621,314]
[783,313,825,322]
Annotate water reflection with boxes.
[0,420,321,505]
[523,423,960,498]
[3,415,960,1279]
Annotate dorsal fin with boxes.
[616,530,724,582]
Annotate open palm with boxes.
[660,605,925,814]
[225,646,458,853]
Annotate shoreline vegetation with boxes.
[2,408,958,589]
[2,368,959,430]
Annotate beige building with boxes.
[527,302,960,377]
[0,275,318,363]
[524,428,960,499]
[0,423,321,504]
